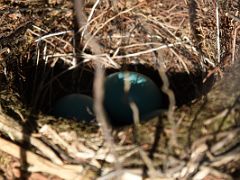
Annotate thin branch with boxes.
[93,66,122,175]
[215,0,221,63]
[0,137,82,179]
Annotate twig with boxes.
[93,66,122,176]
[74,0,103,55]
[225,13,240,22]
[231,25,240,63]
[82,4,140,52]
[81,0,101,37]
[170,48,190,74]
[39,125,115,165]
[155,58,177,148]
[215,0,221,63]
[138,148,160,178]
[181,144,208,178]
[35,30,73,42]
[194,166,233,180]
[113,42,184,59]
[0,114,63,165]
[0,137,82,180]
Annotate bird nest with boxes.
[0,0,240,179]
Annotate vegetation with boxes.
[0,0,239,179]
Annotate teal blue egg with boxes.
[104,71,163,126]
[52,94,94,121]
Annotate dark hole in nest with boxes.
[21,60,95,113]
[17,60,215,125]
[106,64,216,107]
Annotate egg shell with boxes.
[52,94,94,121]
[104,71,163,126]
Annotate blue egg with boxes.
[52,94,95,121]
[104,71,163,126]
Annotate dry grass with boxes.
[0,0,240,179]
